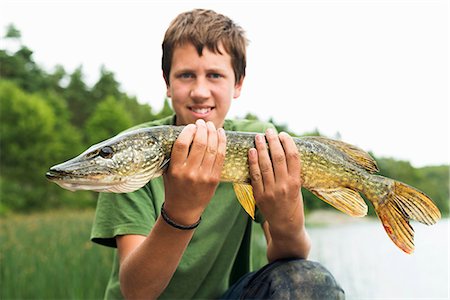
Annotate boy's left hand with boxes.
[248,128,306,241]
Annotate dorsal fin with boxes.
[305,136,379,173]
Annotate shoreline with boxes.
[305,209,372,227]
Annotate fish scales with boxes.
[46,125,441,254]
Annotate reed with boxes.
[0,210,113,299]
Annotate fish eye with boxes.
[99,146,114,159]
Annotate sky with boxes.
[1,0,448,167]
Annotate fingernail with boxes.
[186,123,196,130]
[196,119,206,126]
[249,148,257,158]
[256,134,264,143]
[266,128,275,135]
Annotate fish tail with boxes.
[373,180,441,254]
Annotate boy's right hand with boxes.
[162,119,227,225]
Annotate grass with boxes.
[0,209,269,299]
[0,210,113,299]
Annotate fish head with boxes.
[46,128,168,193]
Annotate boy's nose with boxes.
[190,80,211,100]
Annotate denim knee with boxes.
[241,258,345,300]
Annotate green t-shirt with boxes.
[91,115,274,299]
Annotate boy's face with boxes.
[166,43,243,128]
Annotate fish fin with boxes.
[233,183,256,219]
[373,180,441,254]
[391,181,441,225]
[377,200,415,254]
[310,187,368,217]
[306,136,379,173]
[107,174,151,193]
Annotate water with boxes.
[308,218,449,299]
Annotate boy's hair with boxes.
[162,9,248,84]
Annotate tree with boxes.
[153,98,174,120]
[0,80,56,181]
[122,96,154,125]
[0,45,48,92]
[84,96,133,145]
[4,24,21,39]
[46,64,67,94]
[64,66,92,127]
[244,113,259,121]
[91,65,122,103]
[0,80,86,211]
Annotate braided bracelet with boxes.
[160,202,201,230]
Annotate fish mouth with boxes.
[46,169,71,181]
[46,169,119,192]
[54,181,118,192]
[46,155,166,193]
[46,166,159,193]
[45,170,60,181]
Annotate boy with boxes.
[91,9,344,299]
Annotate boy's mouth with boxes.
[188,106,214,117]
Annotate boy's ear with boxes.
[233,76,245,99]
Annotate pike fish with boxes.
[46,125,441,254]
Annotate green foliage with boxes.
[416,165,449,216]
[244,113,259,121]
[122,96,154,125]
[4,23,21,39]
[85,96,133,144]
[153,98,174,120]
[91,65,123,103]
[0,46,48,92]
[0,80,94,212]
[64,66,92,127]
[0,26,165,212]
[0,80,57,182]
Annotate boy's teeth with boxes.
[192,108,210,114]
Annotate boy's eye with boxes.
[178,73,194,79]
[208,73,223,79]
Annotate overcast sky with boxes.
[1,0,448,167]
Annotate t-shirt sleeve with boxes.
[90,184,158,248]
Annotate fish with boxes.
[46,125,441,254]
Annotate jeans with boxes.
[221,258,345,300]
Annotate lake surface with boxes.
[307,218,449,299]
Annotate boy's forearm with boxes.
[265,221,311,262]
[119,216,198,299]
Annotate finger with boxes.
[170,124,197,168]
[265,128,288,181]
[248,147,264,194]
[186,119,208,167]
[255,133,275,189]
[201,121,218,172]
[211,127,227,177]
[279,132,301,177]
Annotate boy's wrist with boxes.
[161,202,201,230]
[267,227,311,261]
[162,201,204,226]
[268,220,306,242]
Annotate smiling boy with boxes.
[91,9,344,299]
